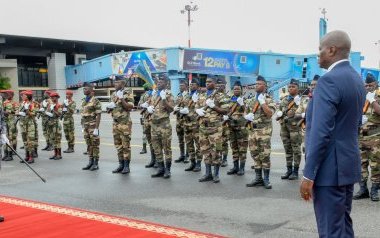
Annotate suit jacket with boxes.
[304,61,366,186]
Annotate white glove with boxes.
[192,93,199,103]
[206,99,215,108]
[147,105,155,114]
[294,95,301,106]
[257,93,266,105]
[244,113,254,122]
[237,97,244,106]
[62,108,68,112]
[45,112,53,117]
[180,107,189,114]
[50,104,55,111]
[1,134,9,145]
[366,92,376,104]
[81,126,84,133]
[64,99,69,106]
[195,108,205,117]
[42,100,48,107]
[362,115,368,125]
[24,103,30,110]
[116,90,124,99]
[18,112,26,117]
[107,102,116,109]
[39,108,45,112]
[93,128,99,136]
[302,112,305,119]
[223,115,229,121]
[141,102,149,108]
[159,90,166,100]
[174,106,180,112]
[276,111,283,118]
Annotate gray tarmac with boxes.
[0,112,379,238]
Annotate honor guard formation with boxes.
[1,73,379,202]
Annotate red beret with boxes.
[24,90,33,96]
[66,90,73,95]
[50,92,60,98]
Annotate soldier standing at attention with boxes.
[107,76,134,174]
[224,81,248,176]
[62,90,76,153]
[245,76,276,189]
[173,79,189,164]
[45,92,63,160]
[81,83,102,171]
[276,79,302,180]
[216,78,230,167]
[138,83,151,155]
[196,76,227,183]
[1,90,19,161]
[354,73,380,202]
[148,75,174,178]
[180,78,202,172]
[40,90,53,151]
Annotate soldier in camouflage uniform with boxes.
[81,82,102,171]
[40,91,53,151]
[148,75,174,178]
[245,76,276,189]
[62,90,76,153]
[107,76,134,174]
[32,99,40,158]
[1,90,19,161]
[173,79,189,163]
[45,92,63,160]
[216,79,230,167]
[277,79,302,180]
[195,76,227,183]
[138,83,152,154]
[17,90,36,163]
[179,78,202,172]
[223,81,248,176]
[354,73,380,202]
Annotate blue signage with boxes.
[361,68,380,81]
[183,49,260,76]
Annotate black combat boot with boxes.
[63,146,74,153]
[370,183,380,202]
[153,161,158,168]
[46,144,53,151]
[185,159,196,171]
[213,165,220,183]
[193,160,202,172]
[20,146,24,149]
[121,160,131,174]
[49,149,57,160]
[89,159,99,171]
[246,169,264,187]
[227,160,239,175]
[199,164,213,182]
[54,148,62,160]
[263,169,272,189]
[174,145,186,163]
[32,148,38,158]
[41,143,50,151]
[353,181,370,200]
[140,143,147,154]
[288,166,299,180]
[184,152,189,163]
[237,161,245,176]
[163,161,172,179]
[145,149,156,168]
[281,166,293,179]
[221,154,228,167]
[151,162,165,177]
[4,151,13,161]
[82,158,94,170]
[112,159,124,173]
[2,150,9,161]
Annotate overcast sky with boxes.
[0,0,379,68]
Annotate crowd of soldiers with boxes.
[0,72,379,201]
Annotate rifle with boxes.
[222,96,243,126]
[146,95,162,120]
[174,92,186,116]
[197,90,218,122]
[246,101,260,129]
[363,100,370,114]
[14,104,25,126]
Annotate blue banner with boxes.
[361,68,380,81]
[183,49,260,76]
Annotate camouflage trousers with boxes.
[5,119,18,152]
[249,127,273,169]
[63,117,75,147]
[360,137,380,183]
[20,119,36,154]
[33,119,38,149]
[151,118,172,162]
[222,124,229,157]
[199,121,223,165]
[280,124,302,167]
[83,121,100,159]
[42,116,50,145]
[184,123,201,162]
[113,120,131,161]
[229,126,248,162]
[47,120,62,149]
[176,119,185,151]
[143,119,152,148]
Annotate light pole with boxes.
[181,2,198,48]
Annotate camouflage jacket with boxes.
[196,89,225,124]
[81,96,102,123]
[362,95,380,138]
[246,93,276,129]
[150,89,174,121]
[111,87,134,122]
[278,95,300,126]
[181,90,200,127]
[175,90,188,122]
[62,100,77,120]
[46,102,62,125]
[225,95,246,127]
[18,100,36,124]
[3,99,19,122]
[139,91,153,119]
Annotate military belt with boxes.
[113,118,129,124]
[151,117,170,124]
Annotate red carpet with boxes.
[0,195,225,238]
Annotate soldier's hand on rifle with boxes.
[147,105,155,114]
[206,99,215,108]
[362,115,368,125]
[116,90,124,99]
[276,111,283,119]
[180,107,189,114]
[287,110,295,118]
[24,103,30,110]
[294,95,301,106]
[366,91,376,104]
[174,106,180,112]
[64,99,69,106]
[18,112,26,117]
[39,108,45,112]
[50,104,55,111]
[141,102,149,108]
[192,93,199,103]
[62,108,68,112]
[244,113,254,122]
[223,115,229,121]
[42,100,48,108]
[45,112,54,117]
[93,128,99,136]
[302,112,305,118]
[195,108,205,117]
[1,134,9,145]
[257,93,266,105]
[237,97,244,106]
[106,102,116,109]
[159,90,166,100]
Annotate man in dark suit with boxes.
[300,30,366,238]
